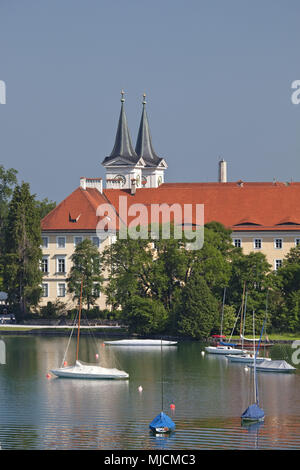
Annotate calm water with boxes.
[0,334,300,450]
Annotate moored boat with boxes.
[104,339,177,346]
[250,359,296,373]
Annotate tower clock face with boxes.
[114,174,126,186]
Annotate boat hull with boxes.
[250,359,296,373]
[104,339,177,346]
[205,346,249,355]
[51,361,129,379]
[226,355,271,364]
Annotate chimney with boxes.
[131,178,136,196]
[218,159,227,183]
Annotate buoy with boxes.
[46,373,51,379]
[63,361,68,367]
[95,353,99,359]
[201,351,205,356]
[244,366,249,372]
[170,403,175,410]
[138,385,143,392]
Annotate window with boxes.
[57,283,66,297]
[233,239,241,248]
[57,256,66,273]
[92,283,101,297]
[42,283,48,297]
[274,238,283,249]
[91,236,100,248]
[254,238,262,249]
[56,236,66,248]
[74,236,83,246]
[41,236,48,248]
[295,238,300,247]
[41,256,49,273]
[275,259,283,270]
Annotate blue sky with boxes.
[1,0,300,203]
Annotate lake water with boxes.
[0,334,300,450]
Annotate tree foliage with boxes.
[67,238,103,309]
[3,182,43,315]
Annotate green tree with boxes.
[122,295,168,335]
[178,271,219,339]
[3,182,42,315]
[35,197,56,219]
[67,238,103,310]
[0,165,18,290]
[269,245,300,332]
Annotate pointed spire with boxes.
[107,90,139,162]
[135,93,161,166]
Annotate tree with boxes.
[269,245,300,332]
[178,271,219,339]
[3,182,43,316]
[121,296,168,335]
[35,198,56,219]
[0,165,18,290]
[67,238,103,310]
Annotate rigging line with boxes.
[61,310,78,367]
[228,303,242,341]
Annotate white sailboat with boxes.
[205,287,250,355]
[50,281,129,380]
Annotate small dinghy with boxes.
[104,339,177,346]
[149,411,175,434]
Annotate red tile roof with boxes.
[41,181,300,232]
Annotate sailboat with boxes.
[241,310,265,423]
[50,281,129,380]
[149,339,175,434]
[205,288,250,355]
[227,296,270,364]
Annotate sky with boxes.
[1,0,300,203]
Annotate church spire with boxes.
[107,90,139,162]
[135,93,161,166]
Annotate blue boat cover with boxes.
[241,403,264,421]
[149,412,175,432]
[220,341,237,347]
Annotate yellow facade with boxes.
[231,231,300,269]
[40,232,112,310]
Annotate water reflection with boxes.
[0,336,300,449]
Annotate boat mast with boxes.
[220,287,226,338]
[76,279,83,362]
[252,310,257,404]
[161,338,164,412]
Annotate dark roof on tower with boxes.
[135,94,164,167]
[102,91,140,166]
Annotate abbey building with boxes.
[40,92,300,309]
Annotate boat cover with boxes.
[255,360,296,371]
[241,403,265,421]
[220,341,237,347]
[149,412,175,432]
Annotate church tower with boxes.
[102,91,144,189]
[102,92,167,189]
[135,93,167,188]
